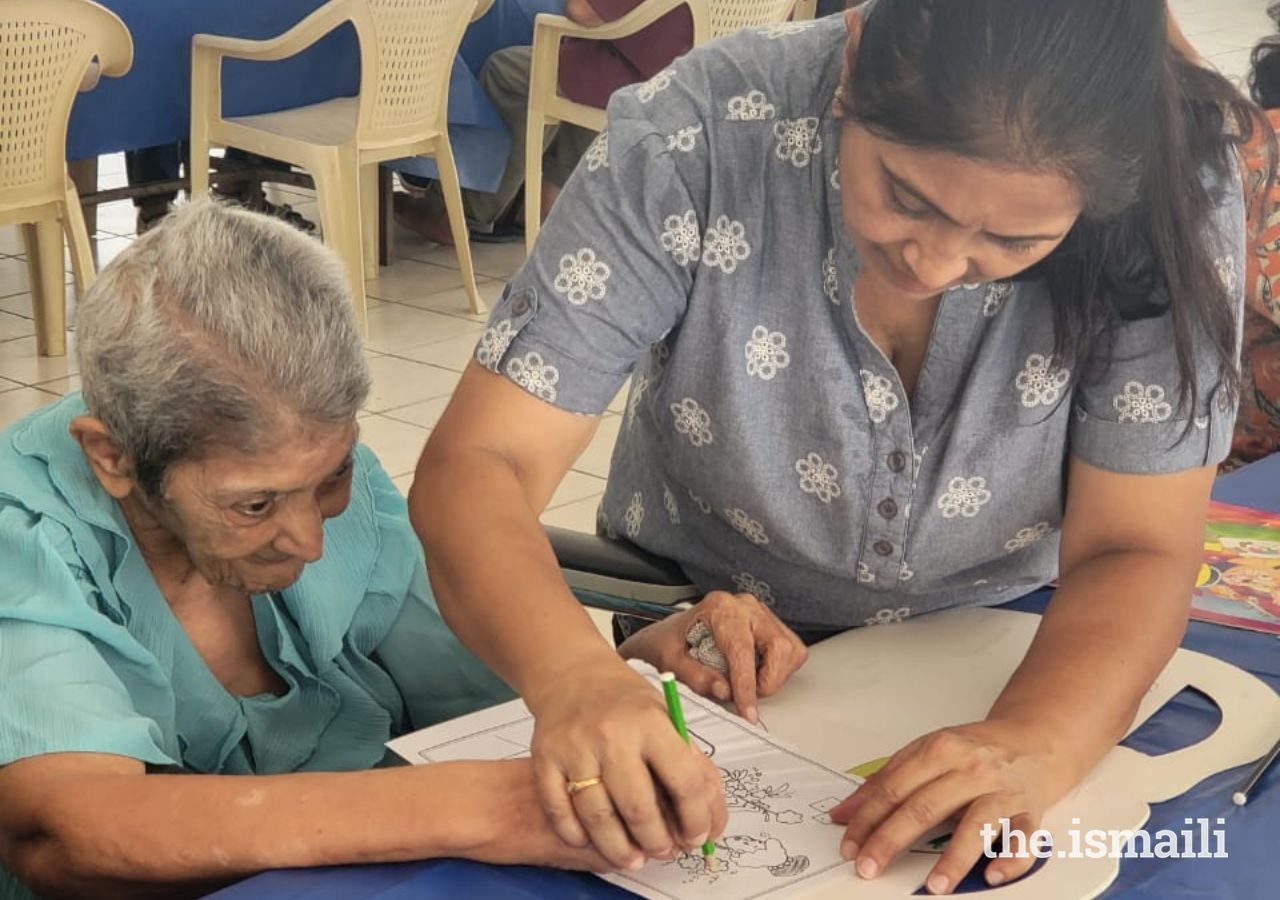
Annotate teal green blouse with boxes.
[0,394,511,775]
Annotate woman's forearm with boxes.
[409,444,624,706]
[988,549,1195,794]
[3,760,521,899]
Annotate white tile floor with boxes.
[0,0,1268,540]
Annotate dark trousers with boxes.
[124,145,292,207]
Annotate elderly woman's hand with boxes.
[463,758,615,871]
[829,717,1076,894]
[617,591,810,725]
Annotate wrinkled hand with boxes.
[466,759,612,871]
[617,591,809,725]
[525,660,727,871]
[830,719,1072,895]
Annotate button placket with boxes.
[860,411,914,582]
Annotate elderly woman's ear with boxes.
[69,415,136,499]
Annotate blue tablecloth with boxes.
[207,455,1280,900]
[68,0,563,192]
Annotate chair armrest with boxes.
[78,59,101,92]
[471,0,496,23]
[191,0,352,63]
[532,0,693,46]
[546,526,698,613]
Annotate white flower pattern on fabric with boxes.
[772,117,822,168]
[666,124,703,153]
[983,282,1014,318]
[725,507,769,545]
[726,90,776,121]
[636,68,675,103]
[505,352,559,402]
[626,372,649,431]
[625,492,645,539]
[1195,415,1210,431]
[1114,382,1174,424]
[584,131,609,172]
[663,483,680,525]
[830,166,840,191]
[688,489,712,514]
[1014,354,1071,408]
[670,397,714,446]
[1215,255,1237,294]
[937,476,993,519]
[823,248,839,304]
[732,572,775,605]
[1004,522,1051,553]
[860,370,900,424]
[745,326,791,380]
[661,211,701,266]
[553,249,611,305]
[475,319,515,369]
[795,453,841,503]
[701,215,752,274]
[899,565,915,583]
[758,22,813,38]
[857,562,875,584]
[865,607,910,626]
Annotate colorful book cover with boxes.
[1191,502,1280,634]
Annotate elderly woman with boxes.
[0,201,605,899]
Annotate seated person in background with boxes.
[0,201,613,900]
[1231,2,1280,468]
[395,0,694,244]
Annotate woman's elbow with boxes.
[4,833,112,900]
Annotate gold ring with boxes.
[567,776,604,795]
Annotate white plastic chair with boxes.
[190,0,494,331]
[523,0,801,252]
[0,0,132,358]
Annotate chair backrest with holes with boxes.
[351,0,479,144]
[0,0,131,209]
[706,0,799,38]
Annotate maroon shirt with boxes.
[558,0,695,109]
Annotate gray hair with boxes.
[76,198,370,496]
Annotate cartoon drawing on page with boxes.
[721,766,804,825]
[674,834,811,884]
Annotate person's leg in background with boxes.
[540,122,596,214]
[217,148,316,234]
[395,45,556,245]
[124,143,184,234]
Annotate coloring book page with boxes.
[387,661,861,900]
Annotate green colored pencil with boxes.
[660,672,717,861]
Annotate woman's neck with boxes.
[117,491,203,587]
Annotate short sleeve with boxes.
[0,505,173,768]
[475,79,705,415]
[1070,173,1246,473]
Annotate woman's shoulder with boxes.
[606,15,847,139]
